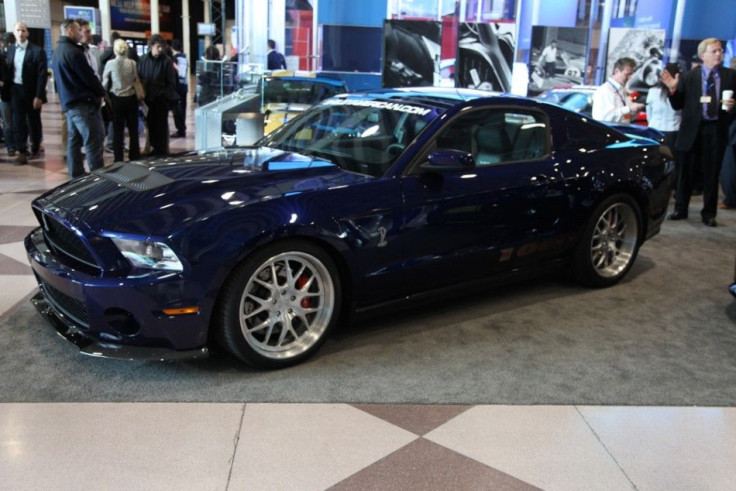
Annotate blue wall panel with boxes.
[681,0,736,40]
[317,0,386,27]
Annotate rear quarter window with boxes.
[554,114,620,152]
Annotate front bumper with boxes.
[25,227,212,360]
[31,293,208,361]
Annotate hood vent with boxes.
[95,162,174,191]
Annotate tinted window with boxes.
[261,101,436,177]
[554,114,618,152]
[434,109,549,165]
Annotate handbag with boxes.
[133,75,145,101]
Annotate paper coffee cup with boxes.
[722,90,733,110]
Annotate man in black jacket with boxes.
[266,39,287,70]
[0,33,15,153]
[52,18,107,177]
[7,22,47,164]
[663,38,736,227]
[138,34,177,156]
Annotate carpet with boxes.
[2,216,736,404]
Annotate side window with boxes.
[433,109,549,166]
[503,112,549,162]
[555,114,618,152]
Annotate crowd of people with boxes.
[0,19,191,176]
[592,38,736,228]
[1,24,733,224]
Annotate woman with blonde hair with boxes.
[102,38,140,161]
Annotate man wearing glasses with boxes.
[662,38,736,227]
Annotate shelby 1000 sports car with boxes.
[25,88,674,368]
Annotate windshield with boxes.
[258,98,438,177]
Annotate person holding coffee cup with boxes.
[661,37,736,227]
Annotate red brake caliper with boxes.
[296,275,311,308]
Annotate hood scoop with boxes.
[95,162,174,192]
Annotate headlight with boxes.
[111,238,184,271]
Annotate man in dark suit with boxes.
[266,39,286,71]
[663,38,736,227]
[7,21,47,164]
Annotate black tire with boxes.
[572,194,642,287]
[215,240,341,369]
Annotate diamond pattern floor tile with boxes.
[231,403,418,489]
[330,438,542,490]
[351,404,471,435]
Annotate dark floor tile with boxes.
[352,404,472,436]
[0,255,32,274]
[329,438,541,491]
[0,226,37,244]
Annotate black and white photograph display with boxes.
[455,22,516,92]
[528,26,589,95]
[382,19,441,88]
[606,28,666,95]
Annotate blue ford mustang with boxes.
[25,88,674,368]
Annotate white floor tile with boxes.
[425,405,633,490]
[0,403,244,490]
[0,276,39,317]
[0,194,40,226]
[579,406,736,491]
[0,241,33,267]
[231,403,418,490]
[0,167,66,195]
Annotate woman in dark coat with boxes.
[137,34,178,156]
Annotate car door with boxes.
[399,106,572,290]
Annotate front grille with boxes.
[40,280,90,328]
[40,214,98,269]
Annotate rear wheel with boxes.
[572,194,641,287]
[216,240,341,368]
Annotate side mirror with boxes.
[421,149,475,171]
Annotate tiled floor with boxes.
[2,96,736,490]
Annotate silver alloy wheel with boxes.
[590,202,639,278]
[238,251,335,360]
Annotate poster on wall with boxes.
[606,28,665,95]
[382,20,441,88]
[528,26,589,95]
[110,0,175,38]
[455,22,515,92]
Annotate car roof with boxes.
[354,86,502,100]
[329,88,574,117]
[542,85,597,93]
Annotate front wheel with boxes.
[215,240,341,369]
[572,194,642,287]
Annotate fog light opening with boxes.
[103,308,140,336]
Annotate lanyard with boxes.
[607,81,627,106]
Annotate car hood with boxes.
[34,147,371,237]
